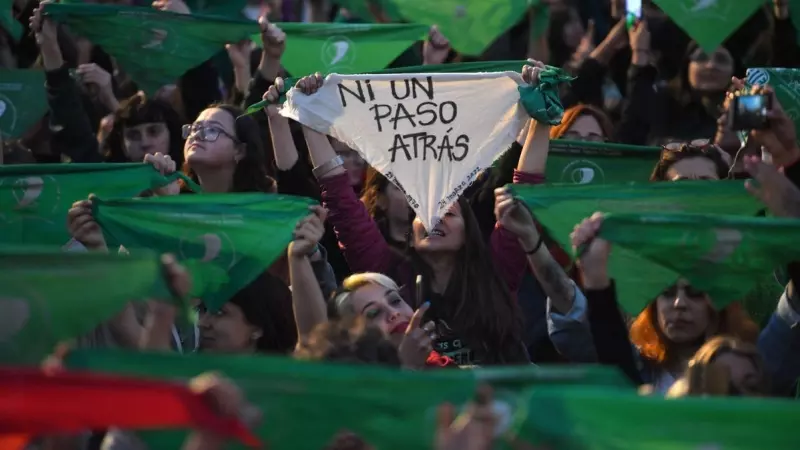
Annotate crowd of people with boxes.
[2,0,800,449]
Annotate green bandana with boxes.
[92,193,314,311]
[510,180,763,313]
[599,212,800,311]
[389,0,531,56]
[0,163,197,247]
[0,70,47,139]
[45,3,258,94]
[0,248,169,364]
[652,0,764,54]
[511,386,799,449]
[253,22,427,77]
[546,140,662,185]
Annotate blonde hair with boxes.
[333,272,401,315]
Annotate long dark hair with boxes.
[229,271,298,354]
[405,197,526,364]
[181,103,276,193]
[103,94,184,165]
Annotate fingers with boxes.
[570,212,604,248]
[143,152,175,174]
[406,301,430,332]
[730,76,746,91]
[585,19,596,38]
[308,204,329,222]
[437,402,456,431]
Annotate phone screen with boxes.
[626,0,642,19]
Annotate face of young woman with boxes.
[688,47,734,93]
[655,280,712,344]
[713,351,762,396]
[562,114,605,142]
[183,108,242,168]
[411,202,466,253]
[381,182,412,224]
[122,122,169,162]
[347,283,414,346]
[666,156,720,181]
[562,7,584,49]
[196,301,260,353]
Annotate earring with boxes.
[251,331,262,341]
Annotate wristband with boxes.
[312,155,344,179]
[523,235,544,255]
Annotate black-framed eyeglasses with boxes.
[181,123,239,143]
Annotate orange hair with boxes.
[630,301,760,365]
[549,104,615,140]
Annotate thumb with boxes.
[407,302,430,332]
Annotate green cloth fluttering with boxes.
[518,66,575,124]
[243,60,532,115]
[598,212,800,311]
[746,68,800,149]
[64,349,634,450]
[389,0,531,56]
[510,180,763,313]
[652,0,764,54]
[92,193,315,311]
[44,3,258,94]
[0,70,47,139]
[546,140,662,185]
[510,386,799,450]
[0,248,170,364]
[252,22,428,78]
[0,163,198,247]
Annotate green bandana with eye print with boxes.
[0,163,197,247]
[510,180,765,313]
[0,248,170,364]
[92,193,315,311]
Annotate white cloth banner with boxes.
[279,72,528,231]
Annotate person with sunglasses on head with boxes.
[650,139,731,181]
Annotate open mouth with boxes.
[425,229,446,238]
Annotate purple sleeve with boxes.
[320,173,394,275]
[489,170,546,295]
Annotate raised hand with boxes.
[435,385,497,450]
[295,73,324,95]
[423,25,451,65]
[67,198,107,251]
[152,0,191,14]
[744,155,800,218]
[289,205,328,257]
[749,84,800,167]
[258,14,286,60]
[494,187,539,251]
[521,58,546,85]
[144,152,180,196]
[570,212,611,289]
[29,1,57,49]
[261,77,285,117]
[398,302,438,369]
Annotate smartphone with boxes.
[729,94,771,131]
[626,0,642,29]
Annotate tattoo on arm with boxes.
[527,249,576,314]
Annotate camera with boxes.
[728,94,771,131]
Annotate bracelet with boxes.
[523,236,544,255]
[312,155,344,179]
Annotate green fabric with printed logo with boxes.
[0,248,168,364]
[0,163,195,247]
[0,0,22,41]
[92,193,314,311]
[252,22,427,77]
[45,3,258,95]
[510,386,799,450]
[746,68,800,149]
[510,181,764,313]
[598,213,800,313]
[65,348,478,450]
[64,349,637,450]
[386,0,531,56]
[0,70,47,139]
[652,0,764,54]
[546,140,662,185]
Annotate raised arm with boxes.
[287,206,330,345]
[294,75,395,275]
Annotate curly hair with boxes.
[294,316,401,366]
